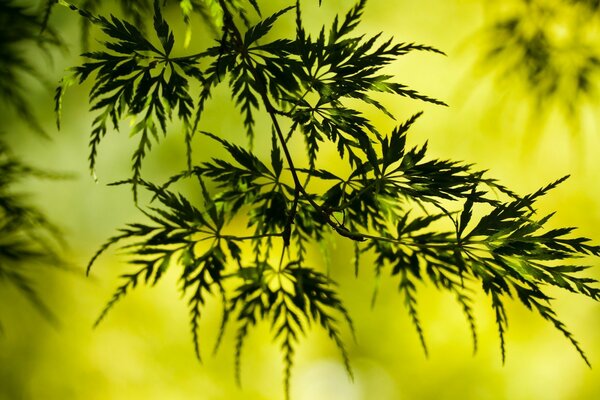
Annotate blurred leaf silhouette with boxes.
[474,0,600,137]
[0,142,68,330]
[0,0,61,136]
[0,1,67,330]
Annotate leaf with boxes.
[243,6,294,46]
[153,0,174,55]
[381,112,422,167]
[226,263,354,399]
[200,131,272,177]
[458,186,477,238]
[329,0,367,43]
[271,127,284,177]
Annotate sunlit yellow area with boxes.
[2,0,600,399]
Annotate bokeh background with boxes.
[1,0,600,399]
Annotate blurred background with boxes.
[1,0,600,399]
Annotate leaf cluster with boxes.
[56,0,201,194]
[58,0,600,398]
[89,180,352,400]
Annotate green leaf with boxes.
[153,0,174,55]
[270,127,284,177]
[201,131,272,177]
[243,6,294,46]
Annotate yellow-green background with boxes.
[1,0,600,399]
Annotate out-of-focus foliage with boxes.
[476,0,600,129]
[0,1,67,330]
[53,0,600,399]
[0,142,66,330]
[0,0,61,135]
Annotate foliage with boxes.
[476,0,600,128]
[0,140,68,331]
[0,1,66,330]
[53,0,600,398]
[0,0,61,136]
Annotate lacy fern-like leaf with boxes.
[228,262,353,399]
